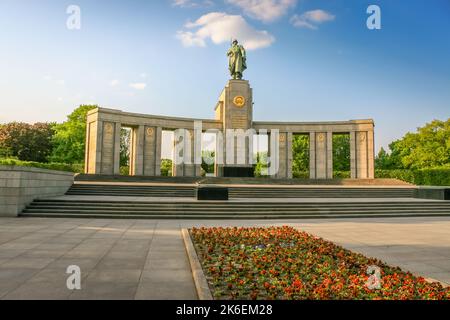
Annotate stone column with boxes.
[100,121,115,175]
[130,125,145,176]
[326,131,333,179]
[85,119,102,174]
[183,129,200,177]
[276,133,285,179]
[85,120,120,175]
[315,132,328,179]
[193,128,202,176]
[143,126,161,176]
[215,130,224,177]
[350,131,371,179]
[356,131,369,179]
[113,122,121,175]
[94,121,104,174]
[287,132,293,179]
[275,132,292,179]
[173,129,199,177]
[155,127,162,176]
[309,132,316,179]
[367,129,375,179]
[350,131,357,179]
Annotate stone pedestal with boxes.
[215,80,254,177]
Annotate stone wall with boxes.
[0,165,74,217]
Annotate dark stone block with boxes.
[415,187,450,201]
[197,186,229,201]
[223,167,254,178]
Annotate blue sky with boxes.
[0,0,449,154]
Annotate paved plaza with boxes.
[0,216,449,299]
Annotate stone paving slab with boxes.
[0,217,449,299]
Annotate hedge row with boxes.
[294,169,450,186]
[376,169,450,186]
[0,158,83,173]
[2,159,449,186]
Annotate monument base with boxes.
[197,186,229,201]
[223,167,254,178]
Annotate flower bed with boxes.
[190,226,450,300]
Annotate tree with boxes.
[332,134,350,172]
[376,118,450,169]
[50,105,97,164]
[201,150,215,175]
[375,147,390,169]
[292,135,309,175]
[161,159,173,176]
[0,122,54,162]
[254,151,268,177]
[120,128,131,167]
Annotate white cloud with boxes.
[226,0,297,22]
[140,73,148,79]
[109,79,120,87]
[172,0,214,8]
[290,10,335,30]
[129,83,147,90]
[177,12,275,50]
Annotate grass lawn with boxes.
[190,226,450,300]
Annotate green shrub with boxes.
[161,159,173,177]
[293,171,309,179]
[120,166,130,176]
[376,168,450,186]
[0,158,83,173]
[334,171,351,179]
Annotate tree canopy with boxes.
[0,122,54,162]
[50,105,97,164]
[376,118,450,169]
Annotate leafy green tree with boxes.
[120,128,131,167]
[292,135,309,176]
[254,151,268,177]
[333,134,350,172]
[50,105,97,164]
[161,159,173,176]
[376,118,450,170]
[201,150,215,175]
[0,122,54,162]
[375,147,391,169]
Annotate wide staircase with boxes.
[21,198,450,219]
[19,176,450,219]
[66,184,195,198]
[65,183,415,198]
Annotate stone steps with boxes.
[21,199,450,220]
[74,175,412,186]
[67,184,415,198]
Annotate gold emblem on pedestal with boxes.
[233,96,246,108]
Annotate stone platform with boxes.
[1,216,449,299]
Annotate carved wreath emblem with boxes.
[146,127,154,137]
[233,96,246,108]
[104,123,113,134]
[279,134,286,143]
[317,133,325,143]
[359,132,366,142]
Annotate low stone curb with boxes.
[182,228,214,300]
